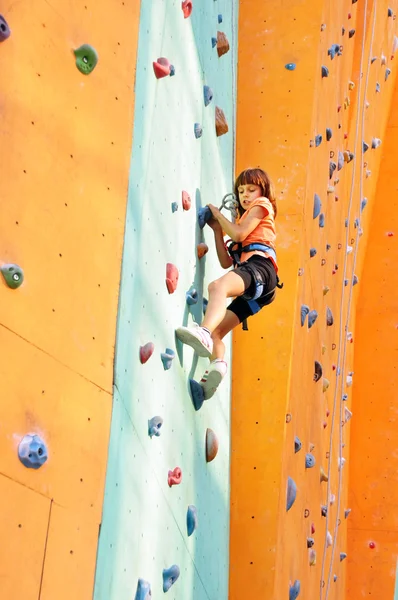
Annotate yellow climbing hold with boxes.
[320,466,329,483]
[323,378,330,392]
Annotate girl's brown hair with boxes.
[234,168,277,219]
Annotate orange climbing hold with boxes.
[166,263,179,294]
[182,191,191,210]
[197,243,209,259]
[140,342,155,364]
[215,107,229,136]
[206,428,219,462]
[217,31,230,57]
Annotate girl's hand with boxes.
[208,204,221,220]
[206,204,222,231]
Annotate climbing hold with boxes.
[307,537,315,548]
[326,128,332,141]
[285,63,296,71]
[198,206,212,228]
[153,57,175,79]
[163,565,180,592]
[321,505,327,517]
[197,243,209,259]
[326,531,333,547]
[182,191,191,210]
[216,31,230,57]
[211,37,217,48]
[310,248,317,258]
[363,141,369,153]
[309,549,316,566]
[314,361,323,382]
[393,35,398,54]
[74,44,98,75]
[308,310,318,329]
[187,505,198,536]
[206,428,219,462]
[286,477,297,511]
[168,467,182,487]
[181,0,193,18]
[0,15,10,41]
[315,134,322,146]
[349,29,355,38]
[300,305,310,327]
[388,7,393,16]
[323,286,330,296]
[305,453,316,469]
[385,68,391,82]
[376,82,381,93]
[161,348,175,370]
[298,268,304,276]
[320,466,329,482]
[218,13,222,23]
[166,263,179,293]
[186,289,198,306]
[348,80,355,90]
[134,579,152,600]
[346,373,353,386]
[326,307,334,326]
[304,509,310,518]
[381,54,387,66]
[148,416,163,438]
[319,213,325,228]
[289,580,301,600]
[371,56,377,64]
[321,66,329,78]
[203,85,213,106]
[321,259,326,266]
[323,378,330,393]
[171,202,178,213]
[339,552,347,563]
[345,508,351,518]
[203,297,208,314]
[328,44,340,59]
[337,152,344,170]
[321,23,326,31]
[313,193,321,218]
[286,413,292,423]
[353,275,359,285]
[215,106,228,136]
[344,150,354,163]
[345,407,353,422]
[189,379,205,411]
[372,137,382,149]
[18,434,48,469]
[329,162,336,179]
[140,342,155,364]
[354,218,360,228]
[194,123,203,138]
[0,263,24,289]
[294,436,302,453]
[330,493,336,505]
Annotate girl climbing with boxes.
[175,167,280,400]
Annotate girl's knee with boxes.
[208,278,224,294]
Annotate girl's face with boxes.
[237,183,262,210]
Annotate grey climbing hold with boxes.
[315,134,322,146]
[300,305,310,327]
[313,193,321,218]
[345,508,351,518]
[329,162,336,179]
[314,361,322,382]
[361,198,368,211]
[163,565,180,592]
[321,66,329,78]
[334,575,338,582]
[348,29,355,38]
[342,394,348,401]
[371,57,377,64]
[289,580,301,600]
[286,477,297,511]
[171,201,178,212]
[326,243,331,251]
[194,123,203,138]
[345,218,348,227]
[344,279,349,286]
[305,453,316,468]
[203,85,213,106]
[326,307,334,326]
[353,274,359,285]
[326,128,332,141]
[186,288,198,305]
[310,248,317,258]
[294,436,302,453]
[307,537,315,548]
[385,68,391,82]
[148,416,163,438]
[308,310,318,329]
[321,505,328,517]
[161,348,175,370]
[363,141,369,153]
[187,505,198,536]
[18,434,48,469]
[376,82,381,93]
[134,579,151,600]
[372,137,382,149]
[319,213,325,228]
[340,552,347,561]
[337,151,344,170]
[328,44,340,59]
[1,263,24,289]
[189,379,205,411]
[0,15,10,41]
[388,7,393,16]
[285,63,296,71]
[354,218,360,228]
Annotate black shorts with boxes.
[228,255,278,323]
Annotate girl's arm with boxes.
[208,219,233,268]
[208,204,267,242]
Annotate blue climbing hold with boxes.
[187,505,198,536]
[204,85,214,107]
[218,14,222,23]
[134,579,151,600]
[300,305,310,327]
[285,63,296,71]
[289,580,301,599]
[305,453,316,468]
[321,65,329,77]
[286,476,297,511]
[385,68,391,82]
[203,297,208,315]
[353,274,359,285]
[363,141,369,153]
[148,416,163,438]
[313,193,321,218]
[340,552,347,561]
[198,206,212,228]
[171,202,178,213]
[186,288,198,305]
[211,37,217,48]
[328,44,340,59]
[310,248,317,258]
[161,348,175,370]
[294,436,302,453]
[0,15,11,41]
[315,134,322,147]
[319,213,325,228]
[189,379,205,411]
[194,123,203,138]
[18,434,48,469]
[361,198,368,212]
[308,310,318,329]
[163,565,180,592]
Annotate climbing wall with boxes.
[93,1,237,599]
[0,1,139,599]
[230,0,398,599]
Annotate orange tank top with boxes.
[238,197,276,249]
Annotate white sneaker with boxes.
[175,324,213,358]
[200,359,227,399]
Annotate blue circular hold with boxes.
[18,434,48,469]
[285,63,296,71]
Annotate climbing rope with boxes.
[319,0,376,597]
[230,0,237,193]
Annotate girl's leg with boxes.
[210,309,240,360]
[201,271,245,332]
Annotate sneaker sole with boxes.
[175,328,213,358]
[201,369,223,400]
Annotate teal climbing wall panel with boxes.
[93,0,237,598]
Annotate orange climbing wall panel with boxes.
[0,0,140,596]
[347,76,398,599]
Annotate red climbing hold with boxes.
[168,467,182,487]
[182,191,191,211]
[197,243,209,259]
[153,57,173,79]
[181,0,192,18]
[166,263,179,294]
[140,342,155,364]
[369,541,376,549]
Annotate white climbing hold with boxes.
[326,531,333,547]
[347,245,353,254]
[338,457,346,470]
[345,407,353,423]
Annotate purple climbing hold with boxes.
[194,123,203,138]
[315,134,322,146]
[321,505,328,517]
[310,248,317,258]
[326,307,333,326]
[187,505,198,536]
[161,348,175,370]
[376,82,381,93]
[305,453,316,468]
[313,193,321,218]
[353,274,359,285]
[349,29,355,38]
[163,565,180,592]
[294,436,302,453]
[289,580,301,600]
[307,537,315,548]
[314,361,323,382]
[337,151,344,170]
[345,218,349,227]
[329,162,336,179]
[186,288,198,305]
[189,379,205,411]
[388,7,393,16]
[321,66,329,78]
[363,141,369,153]
[308,310,318,329]
[148,416,163,438]
[326,128,332,141]
[286,476,297,511]
[340,552,347,561]
[0,15,10,41]
[345,508,351,518]
[319,213,325,228]
[385,68,391,82]
[300,305,310,327]
[134,578,151,600]
[326,243,331,251]
[203,85,213,106]
[354,218,360,228]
